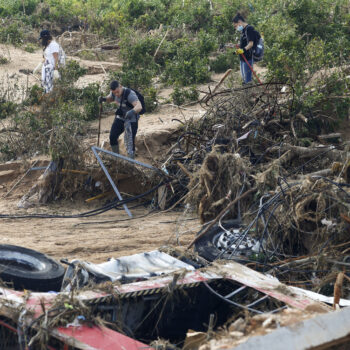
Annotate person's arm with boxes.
[131,100,142,114]
[105,95,115,103]
[244,41,254,51]
[53,52,59,69]
[126,90,142,114]
[244,26,254,51]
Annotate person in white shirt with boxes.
[38,30,60,93]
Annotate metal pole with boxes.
[92,146,161,172]
[97,102,102,147]
[91,147,132,218]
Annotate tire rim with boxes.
[213,228,258,257]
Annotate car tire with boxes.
[0,245,65,292]
[194,220,243,262]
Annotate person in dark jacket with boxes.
[99,80,142,159]
[232,13,258,84]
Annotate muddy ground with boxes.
[0,43,212,263]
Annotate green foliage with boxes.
[0,98,17,119]
[210,52,236,73]
[24,43,36,53]
[119,30,160,69]
[0,21,24,45]
[169,0,213,31]
[144,87,158,113]
[0,56,9,64]
[0,0,39,16]
[48,101,85,162]
[163,37,210,85]
[80,83,100,121]
[170,85,199,105]
[25,84,44,105]
[249,0,350,83]
[59,60,87,85]
[109,67,154,92]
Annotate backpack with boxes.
[124,88,146,115]
[58,45,66,67]
[246,25,264,62]
[253,36,264,62]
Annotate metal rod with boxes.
[224,285,247,299]
[246,295,269,307]
[92,147,132,218]
[92,146,161,172]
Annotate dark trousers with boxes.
[109,117,138,151]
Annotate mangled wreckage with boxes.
[0,243,349,349]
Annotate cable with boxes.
[0,181,167,220]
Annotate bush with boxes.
[24,84,44,105]
[80,83,101,121]
[163,46,210,85]
[0,21,24,45]
[108,67,154,91]
[24,43,37,53]
[119,30,160,70]
[0,99,17,119]
[59,60,87,85]
[0,56,9,65]
[170,85,199,105]
[169,0,213,32]
[0,0,39,17]
[144,86,158,113]
[210,52,236,73]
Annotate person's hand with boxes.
[236,48,244,55]
[98,96,107,104]
[125,109,137,120]
[53,70,60,79]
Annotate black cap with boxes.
[110,80,120,90]
[38,29,51,40]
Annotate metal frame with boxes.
[91,146,163,218]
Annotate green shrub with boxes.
[163,40,210,85]
[210,52,236,73]
[109,67,154,91]
[0,56,9,65]
[169,0,213,32]
[144,86,158,113]
[170,85,199,105]
[25,84,44,105]
[0,22,24,45]
[24,43,37,53]
[119,30,160,70]
[80,83,101,121]
[59,60,87,85]
[0,0,39,16]
[0,99,17,119]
